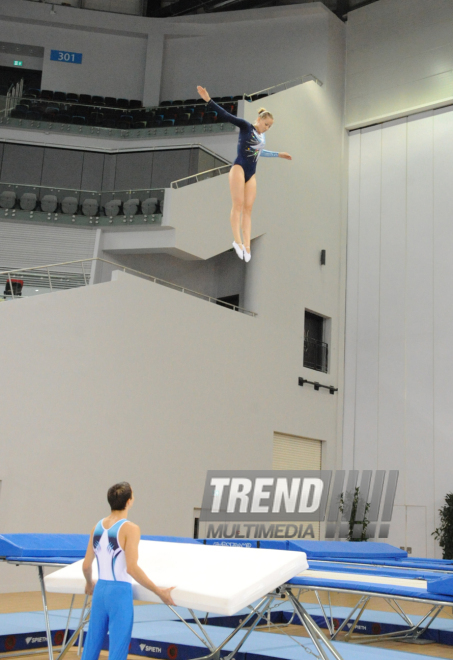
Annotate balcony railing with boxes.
[0,74,323,140]
[303,337,328,373]
[0,258,257,316]
[171,164,232,188]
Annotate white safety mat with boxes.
[45,541,308,615]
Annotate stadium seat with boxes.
[129,99,142,109]
[117,115,133,129]
[41,195,58,213]
[141,198,158,215]
[133,121,147,129]
[101,118,116,128]
[53,91,66,102]
[104,199,121,217]
[92,96,105,106]
[26,110,41,121]
[72,115,87,125]
[162,119,175,127]
[58,113,71,123]
[11,107,27,119]
[89,112,104,125]
[20,193,37,211]
[117,98,129,109]
[66,93,79,103]
[44,106,59,120]
[160,100,172,107]
[0,191,16,208]
[61,197,78,214]
[123,198,139,216]
[41,90,54,100]
[79,94,92,104]
[104,97,117,107]
[82,198,99,216]
[23,89,40,99]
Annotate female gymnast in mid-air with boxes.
[197,85,292,262]
[81,482,175,660]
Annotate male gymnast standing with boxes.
[81,482,175,660]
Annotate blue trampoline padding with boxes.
[141,536,200,544]
[200,539,289,550]
[307,560,443,581]
[0,534,89,558]
[5,556,81,565]
[287,540,407,559]
[313,556,453,571]
[289,574,453,602]
[130,621,296,660]
[247,638,438,660]
[428,575,453,596]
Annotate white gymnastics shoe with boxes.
[243,246,251,263]
[232,241,244,259]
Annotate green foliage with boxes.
[339,486,370,542]
[432,493,453,560]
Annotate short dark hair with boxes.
[107,482,132,511]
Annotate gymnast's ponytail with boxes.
[258,107,274,120]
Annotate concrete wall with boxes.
[0,143,207,191]
[344,106,453,558]
[346,0,453,128]
[0,1,332,107]
[0,2,346,592]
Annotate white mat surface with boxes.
[302,570,427,589]
[45,541,308,615]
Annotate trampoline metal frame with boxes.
[3,560,453,660]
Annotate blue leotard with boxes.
[208,100,279,182]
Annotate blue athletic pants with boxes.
[82,580,134,660]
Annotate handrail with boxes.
[244,74,323,101]
[0,258,257,317]
[0,181,164,196]
[171,164,231,189]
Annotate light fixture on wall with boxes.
[320,249,326,265]
[50,4,56,14]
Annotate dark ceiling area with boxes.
[146,0,379,19]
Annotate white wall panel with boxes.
[433,107,453,556]
[378,118,406,497]
[0,222,95,272]
[342,130,361,469]
[353,125,381,469]
[345,105,453,557]
[405,111,434,510]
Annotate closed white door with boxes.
[273,433,322,539]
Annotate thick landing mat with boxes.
[45,541,308,615]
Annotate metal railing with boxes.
[303,336,328,373]
[171,164,232,189]
[0,258,257,316]
[244,74,323,102]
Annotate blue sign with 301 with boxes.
[50,50,82,64]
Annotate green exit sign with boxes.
[13,60,23,67]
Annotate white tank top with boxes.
[92,518,133,583]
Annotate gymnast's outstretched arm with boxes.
[123,523,176,606]
[197,86,250,130]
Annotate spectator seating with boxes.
[0,190,162,218]
[10,88,243,130]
